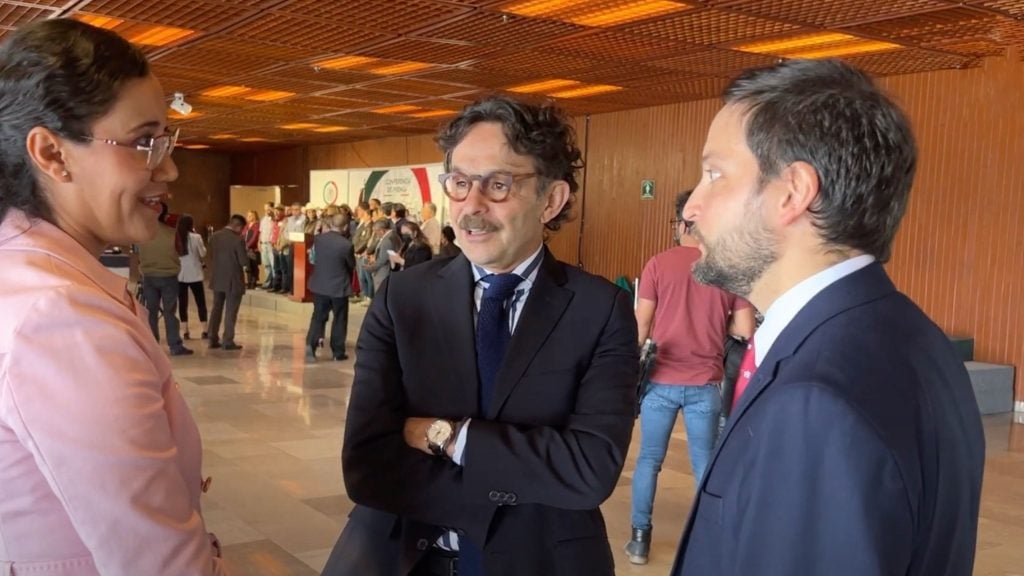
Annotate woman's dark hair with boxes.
[0,18,150,223]
[401,221,427,244]
[441,225,456,245]
[176,214,194,256]
[436,95,583,232]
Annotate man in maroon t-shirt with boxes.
[625,190,755,565]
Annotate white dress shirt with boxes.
[753,254,876,366]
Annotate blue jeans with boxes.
[357,260,375,300]
[630,381,722,530]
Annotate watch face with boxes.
[427,420,453,445]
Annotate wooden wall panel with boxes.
[580,99,719,280]
[168,149,232,235]
[879,55,1024,404]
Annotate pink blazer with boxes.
[0,211,225,575]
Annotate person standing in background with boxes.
[625,190,755,566]
[259,201,275,289]
[176,214,208,341]
[305,214,355,362]
[207,214,248,351]
[138,202,192,356]
[242,210,260,290]
[420,201,441,254]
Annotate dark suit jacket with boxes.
[342,249,638,576]
[208,227,248,295]
[400,241,432,269]
[672,263,985,576]
[309,231,356,299]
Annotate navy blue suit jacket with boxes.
[673,263,985,576]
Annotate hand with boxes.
[388,253,404,265]
[403,417,434,455]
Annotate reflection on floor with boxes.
[170,295,1024,575]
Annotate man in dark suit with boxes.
[339,96,638,576]
[671,59,985,575]
[207,214,248,351]
[306,214,356,361]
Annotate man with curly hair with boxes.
[338,96,639,576]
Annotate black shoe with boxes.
[209,341,222,349]
[183,332,191,340]
[624,527,651,565]
[201,331,208,339]
[223,343,243,351]
[333,354,349,361]
[170,346,194,356]
[306,347,317,362]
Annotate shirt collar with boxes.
[754,254,876,365]
[472,244,545,286]
[0,209,132,307]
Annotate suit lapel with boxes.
[487,250,572,419]
[430,254,481,409]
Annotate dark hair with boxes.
[436,95,583,232]
[401,221,427,243]
[229,214,247,228]
[0,19,149,223]
[674,190,693,220]
[724,59,916,262]
[441,225,456,244]
[175,214,193,256]
[369,198,381,207]
[357,201,370,212]
[372,219,390,231]
[393,203,407,219]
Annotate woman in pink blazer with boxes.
[0,19,226,575]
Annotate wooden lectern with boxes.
[289,232,314,303]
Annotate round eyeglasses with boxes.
[438,171,537,202]
[82,128,179,170]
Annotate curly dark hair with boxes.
[724,59,916,263]
[436,96,584,232]
[0,19,149,224]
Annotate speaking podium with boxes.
[289,232,314,303]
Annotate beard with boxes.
[691,194,778,298]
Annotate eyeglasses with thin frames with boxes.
[670,218,695,234]
[81,128,179,170]
[438,171,537,202]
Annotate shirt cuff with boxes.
[451,418,471,466]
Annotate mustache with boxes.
[458,214,499,233]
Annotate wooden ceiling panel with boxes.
[417,9,585,48]
[474,51,603,74]
[77,0,258,31]
[365,78,476,97]
[849,8,1011,54]
[0,4,55,28]
[620,8,802,46]
[0,0,1014,148]
[355,37,500,66]
[538,30,688,62]
[843,48,978,75]
[320,87,424,104]
[647,47,781,76]
[230,12,394,52]
[715,0,952,28]
[274,0,472,35]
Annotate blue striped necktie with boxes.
[461,272,522,576]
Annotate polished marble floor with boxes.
[169,294,1024,575]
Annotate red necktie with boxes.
[732,338,757,410]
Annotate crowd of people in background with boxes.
[132,196,463,360]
